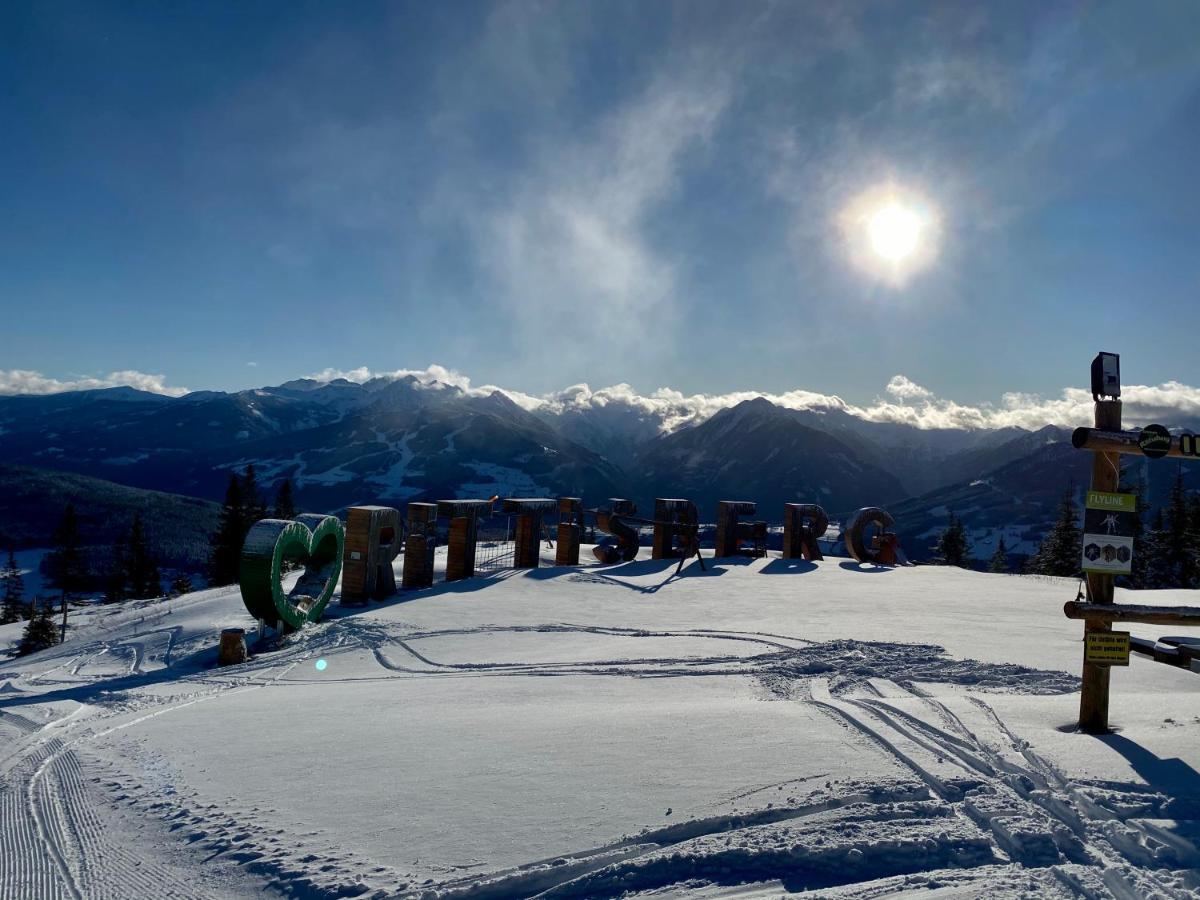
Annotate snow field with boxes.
[1,549,1199,897]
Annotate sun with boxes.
[838,183,941,287]
[867,202,922,262]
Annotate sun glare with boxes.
[867,202,922,262]
[839,184,941,287]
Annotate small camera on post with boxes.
[1090,351,1120,402]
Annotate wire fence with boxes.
[475,516,516,572]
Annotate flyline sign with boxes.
[1081,490,1135,576]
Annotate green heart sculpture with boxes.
[239,514,345,632]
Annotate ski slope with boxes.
[2,550,1200,898]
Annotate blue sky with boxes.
[2,1,1199,409]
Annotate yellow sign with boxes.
[1086,631,1130,666]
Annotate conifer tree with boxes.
[168,574,194,598]
[1,547,24,624]
[1119,467,1149,589]
[17,597,59,656]
[1142,508,1174,589]
[1166,469,1193,587]
[1028,489,1081,577]
[45,504,85,639]
[273,478,296,520]
[936,513,971,567]
[126,514,162,599]
[241,464,268,525]
[209,473,246,586]
[104,530,128,604]
[988,537,1009,574]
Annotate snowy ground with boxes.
[2,548,1200,898]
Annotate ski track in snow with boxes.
[2,586,1200,898]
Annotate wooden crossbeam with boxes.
[1071,427,1194,459]
[1064,600,1200,627]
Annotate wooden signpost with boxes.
[1068,352,1200,733]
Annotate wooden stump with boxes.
[218,628,247,666]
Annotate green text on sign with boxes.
[1085,491,1136,512]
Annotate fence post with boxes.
[1079,398,1121,733]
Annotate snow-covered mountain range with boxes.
[4,373,1199,562]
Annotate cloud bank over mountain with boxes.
[0,369,189,398]
[7,362,1200,435]
[303,364,1200,434]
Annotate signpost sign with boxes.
[1138,424,1171,459]
[1085,631,1131,666]
[1081,490,1135,576]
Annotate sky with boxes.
[2,1,1200,414]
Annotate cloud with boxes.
[305,365,1200,435]
[0,370,189,398]
[431,21,735,374]
[305,364,545,411]
[479,75,728,346]
[885,375,935,402]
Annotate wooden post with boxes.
[438,500,491,582]
[1079,399,1121,734]
[401,503,438,589]
[555,498,582,566]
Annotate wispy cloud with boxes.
[0,370,189,397]
[449,74,731,365]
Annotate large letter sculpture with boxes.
[240,514,345,632]
[844,507,899,565]
[652,498,700,561]
[715,501,767,558]
[341,506,401,605]
[402,502,438,589]
[555,497,583,566]
[501,498,557,568]
[594,499,639,564]
[438,500,492,581]
[783,503,829,561]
